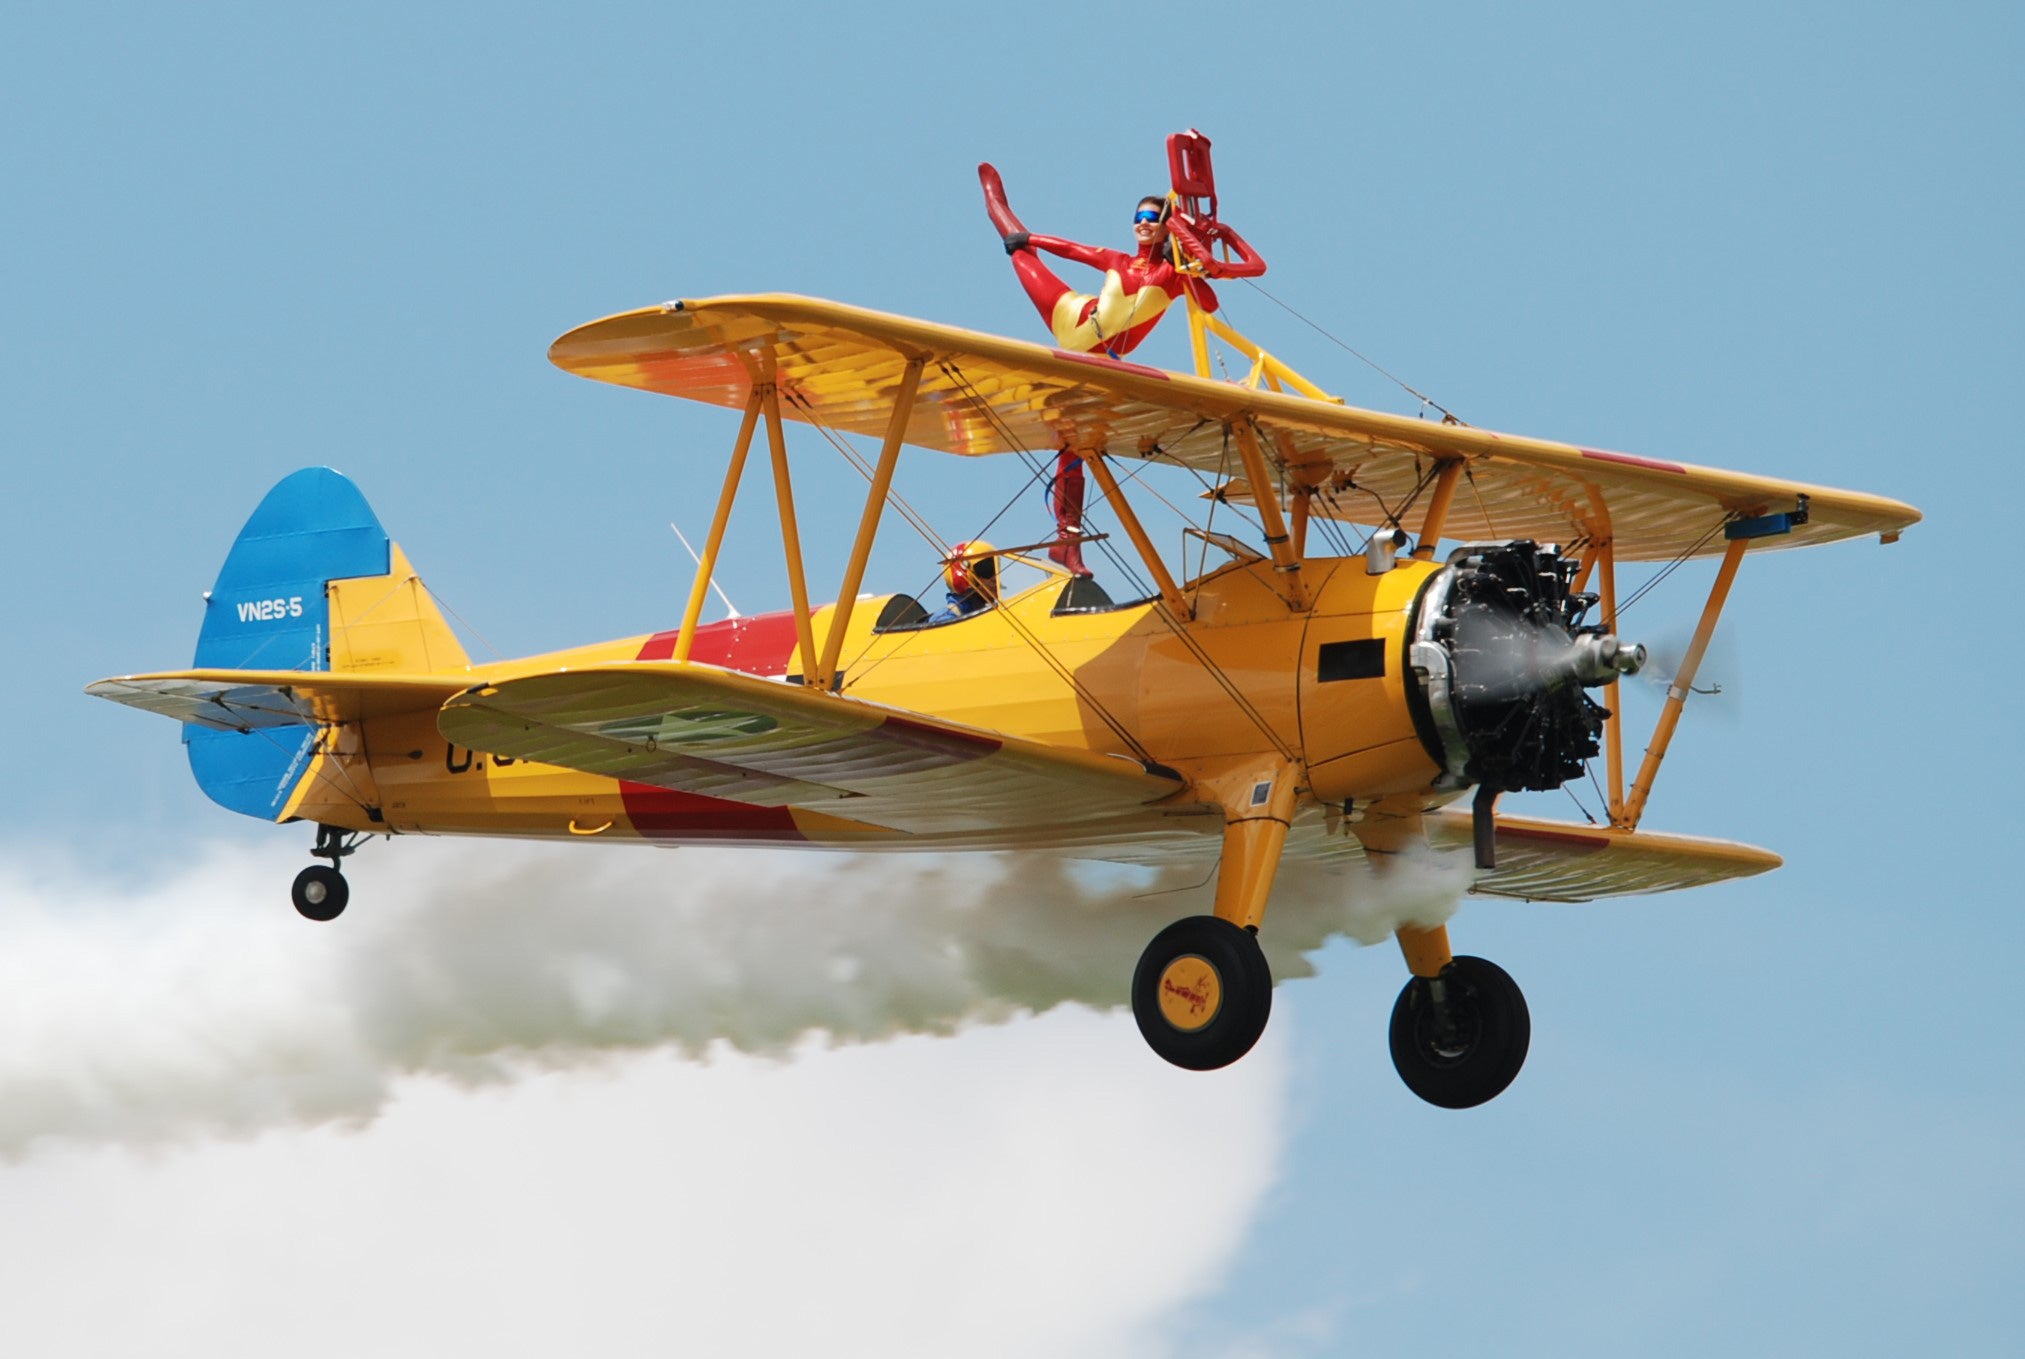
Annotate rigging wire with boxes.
[1319,458,1442,549]
[1238,278,1466,425]
[806,362,1161,763]
[1462,466,1498,539]
[1074,469,1298,761]
[1564,777,1599,826]
[227,720,378,820]
[1192,427,1231,587]
[1125,441,1263,547]
[932,361,1158,598]
[782,390,949,555]
[936,360,1297,762]
[1585,760,1612,822]
[1617,516,1731,617]
[1308,504,1356,558]
[307,730,380,814]
[410,580,503,661]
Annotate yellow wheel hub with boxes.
[1156,954,1223,1031]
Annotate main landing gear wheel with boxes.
[1389,955,1530,1109]
[1132,915,1272,1071]
[291,864,349,921]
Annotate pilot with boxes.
[980,164,1222,359]
[931,540,999,622]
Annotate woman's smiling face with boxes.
[1133,200,1169,249]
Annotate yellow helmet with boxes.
[943,540,999,596]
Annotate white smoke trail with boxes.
[0,835,1467,1157]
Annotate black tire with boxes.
[1389,954,1530,1109]
[1131,915,1272,1071]
[291,865,349,922]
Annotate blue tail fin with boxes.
[187,468,391,819]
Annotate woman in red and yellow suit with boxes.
[980,164,1248,358]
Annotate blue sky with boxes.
[3,4,2021,1354]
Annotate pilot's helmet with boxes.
[944,540,999,596]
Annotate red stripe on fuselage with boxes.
[627,611,806,839]
[619,781,806,841]
[635,610,801,672]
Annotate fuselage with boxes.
[288,555,1452,847]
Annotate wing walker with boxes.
[91,133,1920,1108]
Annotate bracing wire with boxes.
[1617,517,1732,617]
[933,361,1156,597]
[1238,278,1467,425]
[782,390,949,555]
[1564,777,1599,826]
[936,360,1297,762]
[804,362,1160,764]
[414,580,505,662]
[235,721,377,820]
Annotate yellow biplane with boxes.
[89,168,1918,1108]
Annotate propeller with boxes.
[1628,618,1743,718]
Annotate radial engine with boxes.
[1407,540,1646,797]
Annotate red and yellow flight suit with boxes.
[1008,234,1220,358]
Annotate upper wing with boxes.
[437,663,1190,836]
[88,670,471,730]
[550,294,1920,563]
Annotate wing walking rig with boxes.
[89,132,1919,1107]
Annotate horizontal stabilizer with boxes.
[439,663,1187,836]
[88,669,472,732]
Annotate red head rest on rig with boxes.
[1167,129,1218,223]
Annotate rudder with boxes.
[186,467,466,819]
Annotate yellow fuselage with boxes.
[293,555,1446,846]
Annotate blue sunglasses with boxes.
[1133,208,1164,224]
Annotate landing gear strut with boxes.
[1130,763,1295,1072]
[291,824,360,922]
[1388,955,1530,1108]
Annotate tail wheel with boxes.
[1389,955,1530,1108]
[1132,916,1272,1071]
[292,864,349,922]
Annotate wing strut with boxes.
[1083,448,1190,619]
[817,357,926,691]
[1182,303,1338,401]
[1616,535,1750,829]
[761,384,820,685]
[1596,537,1627,813]
[674,387,764,664]
[1229,420,1309,611]
[1411,459,1466,560]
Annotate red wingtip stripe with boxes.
[1581,448,1687,475]
[1497,825,1610,855]
[877,714,1003,759]
[1051,349,1171,381]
